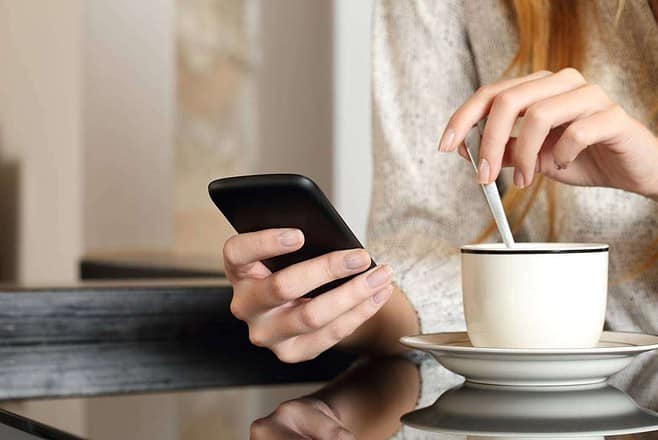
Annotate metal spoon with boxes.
[463,122,515,247]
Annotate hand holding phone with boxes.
[210,174,395,363]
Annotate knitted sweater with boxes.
[368,2,658,435]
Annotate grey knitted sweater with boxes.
[367,1,658,433]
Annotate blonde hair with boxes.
[488,0,658,281]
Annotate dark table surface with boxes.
[0,280,355,400]
[40,254,654,439]
[250,355,658,439]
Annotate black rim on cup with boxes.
[460,243,609,255]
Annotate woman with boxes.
[227,0,658,428]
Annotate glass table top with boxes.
[248,356,658,439]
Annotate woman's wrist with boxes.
[338,284,419,354]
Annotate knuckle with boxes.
[299,304,323,331]
[610,104,627,118]
[524,104,549,127]
[307,398,332,413]
[586,83,604,96]
[586,83,611,104]
[248,327,267,347]
[275,349,305,364]
[474,84,493,99]
[564,124,587,145]
[222,235,239,265]
[249,419,268,439]
[559,67,585,83]
[492,91,517,112]
[268,274,290,301]
[279,400,303,413]
[229,298,245,321]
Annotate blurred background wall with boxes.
[0,0,372,437]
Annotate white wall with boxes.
[333,0,374,243]
[0,1,371,437]
[83,0,175,253]
[0,1,87,435]
[0,1,176,437]
[0,0,83,284]
[257,0,334,196]
[82,1,178,438]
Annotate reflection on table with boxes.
[248,356,658,440]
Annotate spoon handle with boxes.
[481,182,515,247]
[464,126,515,248]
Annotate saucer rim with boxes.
[400,417,658,437]
[400,331,658,355]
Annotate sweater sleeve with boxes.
[368,0,490,335]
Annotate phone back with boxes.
[208,174,375,296]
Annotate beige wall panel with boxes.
[82,0,175,253]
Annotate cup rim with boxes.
[461,242,609,255]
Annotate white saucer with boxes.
[401,383,658,437]
[400,331,658,387]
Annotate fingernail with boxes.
[372,284,393,304]
[366,265,392,289]
[279,229,302,247]
[344,250,370,270]
[514,167,526,188]
[438,127,455,152]
[477,157,490,184]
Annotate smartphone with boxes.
[208,174,375,297]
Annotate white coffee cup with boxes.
[461,243,609,348]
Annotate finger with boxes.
[304,398,345,425]
[261,249,373,309]
[501,128,566,171]
[511,83,612,187]
[250,418,305,440]
[438,70,552,153]
[276,284,394,362]
[223,229,304,276]
[268,265,393,342]
[551,105,627,171]
[457,142,469,161]
[478,68,588,183]
[274,401,353,440]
